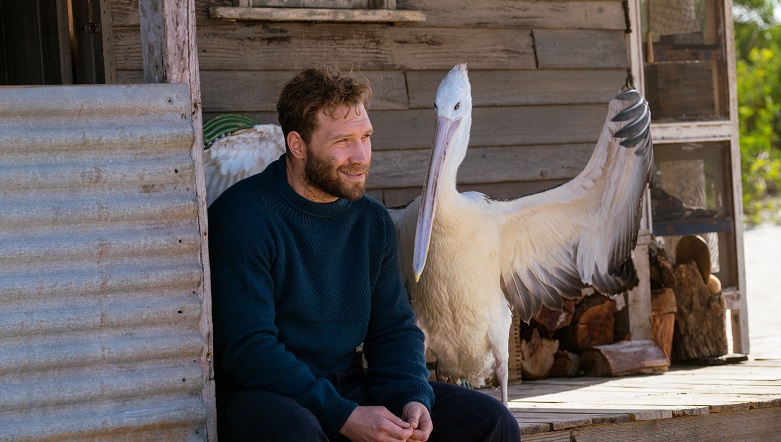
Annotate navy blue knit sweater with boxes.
[208,156,434,437]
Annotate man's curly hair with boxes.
[276,67,372,152]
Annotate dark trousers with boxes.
[217,374,521,441]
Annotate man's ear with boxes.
[287,131,306,160]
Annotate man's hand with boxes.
[402,402,432,441]
[339,405,414,442]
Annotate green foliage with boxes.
[734,0,781,224]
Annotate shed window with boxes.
[209,0,425,23]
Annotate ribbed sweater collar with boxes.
[272,154,353,218]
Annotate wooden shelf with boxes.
[652,216,734,236]
[208,7,426,23]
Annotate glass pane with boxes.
[640,0,729,121]
[651,141,735,281]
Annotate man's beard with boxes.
[304,149,369,201]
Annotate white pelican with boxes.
[203,123,285,206]
[388,64,653,404]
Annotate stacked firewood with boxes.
[513,290,669,380]
[510,235,727,382]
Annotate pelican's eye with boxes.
[454,102,461,111]
[434,102,438,109]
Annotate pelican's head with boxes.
[433,64,472,167]
[413,64,473,281]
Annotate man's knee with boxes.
[429,382,520,441]
[218,389,328,442]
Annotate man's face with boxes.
[302,103,373,202]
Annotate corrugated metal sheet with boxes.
[0,84,211,440]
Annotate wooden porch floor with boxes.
[479,356,781,441]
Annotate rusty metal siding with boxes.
[0,84,210,440]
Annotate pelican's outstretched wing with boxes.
[204,124,286,206]
[493,89,653,322]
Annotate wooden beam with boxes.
[113,25,537,71]
[100,0,116,83]
[55,0,73,84]
[208,6,426,23]
[628,242,653,340]
[137,1,215,439]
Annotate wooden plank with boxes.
[379,179,566,207]
[629,243,653,340]
[114,0,414,26]
[406,69,627,108]
[137,1,215,440]
[516,411,628,426]
[400,0,626,30]
[115,70,144,84]
[519,421,556,437]
[516,410,631,425]
[139,0,166,83]
[567,406,781,441]
[483,359,781,439]
[512,404,699,421]
[368,104,607,150]
[535,29,628,69]
[208,6,426,22]
[113,25,535,71]
[723,0,748,357]
[527,415,593,431]
[197,70,409,112]
[112,0,235,26]
[101,0,117,83]
[55,0,73,84]
[111,0,625,29]
[254,0,373,7]
[369,144,593,189]
[524,432,572,442]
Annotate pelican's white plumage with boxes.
[388,64,653,404]
[204,124,286,206]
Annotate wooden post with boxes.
[138,1,215,440]
[628,237,653,340]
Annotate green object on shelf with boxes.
[203,114,261,146]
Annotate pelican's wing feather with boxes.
[204,124,286,206]
[493,89,653,322]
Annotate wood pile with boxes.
[509,288,669,381]
[651,236,728,361]
[505,235,726,382]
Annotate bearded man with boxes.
[208,67,520,442]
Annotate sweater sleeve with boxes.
[362,211,435,415]
[209,202,357,437]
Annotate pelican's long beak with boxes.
[413,115,462,282]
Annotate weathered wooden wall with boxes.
[109,0,629,206]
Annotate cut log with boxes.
[651,288,677,362]
[649,241,677,289]
[675,235,711,284]
[533,298,577,333]
[550,350,581,377]
[568,294,616,351]
[581,339,669,376]
[520,328,559,380]
[707,274,722,295]
[671,262,728,361]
